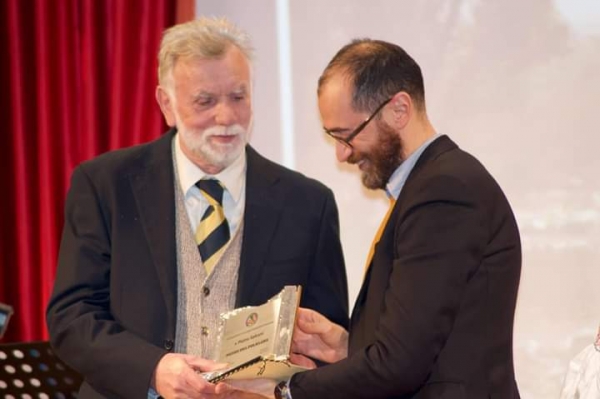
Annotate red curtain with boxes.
[0,0,192,342]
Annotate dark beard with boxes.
[349,120,402,190]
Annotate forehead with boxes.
[318,76,358,123]
[171,47,251,93]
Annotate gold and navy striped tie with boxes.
[195,179,230,274]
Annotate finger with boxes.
[182,367,218,394]
[289,353,317,369]
[214,382,236,394]
[292,327,312,343]
[293,326,327,347]
[296,316,333,336]
[292,331,324,355]
[296,307,321,323]
[187,357,228,372]
[222,378,277,396]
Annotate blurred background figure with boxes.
[560,325,600,399]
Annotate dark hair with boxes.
[318,39,425,113]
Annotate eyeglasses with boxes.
[324,97,392,149]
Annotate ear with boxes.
[387,92,413,130]
[156,86,177,127]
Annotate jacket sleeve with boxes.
[46,165,167,398]
[301,188,349,330]
[290,174,486,398]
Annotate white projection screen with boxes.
[197,1,600,397]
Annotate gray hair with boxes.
[158,16,253,88]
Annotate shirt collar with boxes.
[173,133,246,203]
[386,134,441,200]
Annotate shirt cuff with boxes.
[275,379,293,399]
[148,387,160,399]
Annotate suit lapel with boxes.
[350,264,372,330]
[129,131,178,333]
[349,136,457,348]
[236,146,283,306]
[349,202,399,349]
[404,135,457,185]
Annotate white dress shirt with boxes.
[173,134,246,235]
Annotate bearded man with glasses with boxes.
[224,38,522,399]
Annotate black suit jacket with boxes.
[291,136,521,399]
[46,130,349,398]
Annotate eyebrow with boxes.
[233,84,249,94]
[193,85,249,98]
[192,91,213,100]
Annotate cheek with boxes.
[237,104,253,126]
[187,118,212,130]
[178,108,212,130]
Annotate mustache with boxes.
[203,124,245,137]
[347,152,364,165]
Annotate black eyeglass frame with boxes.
[324,97,393,149]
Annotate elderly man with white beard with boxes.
[46,17,349,399]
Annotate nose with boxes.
[214,101,236,126]
[335,141,352,163]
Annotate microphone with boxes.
[0,302,13,339]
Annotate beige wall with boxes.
[197,1,600,397]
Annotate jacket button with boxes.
[164,339,174,351]
[202,286,210,296]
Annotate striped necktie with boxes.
[195,179,230,274]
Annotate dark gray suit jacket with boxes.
[46,130,349,398]
[291,136,521,399]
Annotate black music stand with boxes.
[0,341,82,398]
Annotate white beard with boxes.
[177,118,248,170]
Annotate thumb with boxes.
[186,356,228,372]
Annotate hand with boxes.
[292,307,349,364]
[289,352,317,369]
[214,379,276,399]
[154,353,226,399]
